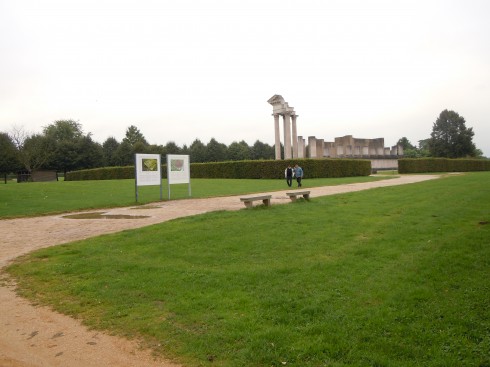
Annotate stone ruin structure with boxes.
[308,135,403,159]
[268,94,403,165]
[267,94,298,160]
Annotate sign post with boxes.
[134,153,162,202]
[166,154,191,200]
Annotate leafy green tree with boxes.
[396,137,418,158]
[146,144,166,155]
[132,141,149,155]
[251,140,274,160]
[163,141,181,155]
[102,137,120,166]
[48,139,79,173]
[75,136,104,169]
[43,120,83,141]
[417,139,431,157]
[429,110,476,158]
[123,125,148,146]
[189,139,207,163]
[20,134,54,172]
[397,137,416,151]
[0,132,21,181]
[42,120,102,175]
[206,138,228,162]
[474,149,484,158]
[113,141,134,166]
[228,140,251,161]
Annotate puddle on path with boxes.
[63,212,150,220]
[130,205,163,210]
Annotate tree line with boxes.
[397,109,482,158]
[0,109,484,177]
[0,121,276,176]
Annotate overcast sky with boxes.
[1,0,489,156]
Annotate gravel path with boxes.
[0,175,439,366]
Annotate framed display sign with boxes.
[134,153,162,201]
[166,154,191,199]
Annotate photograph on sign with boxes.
[167,154,190,185]
[170,158,184,172]
[135,154,161,186]
[142,158,158,171]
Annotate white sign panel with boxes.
[167,154,190,184]
[135,154,161,186]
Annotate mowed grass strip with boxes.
[7,172,490,367]
[0,176,390,218]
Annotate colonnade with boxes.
[268,95,299,160]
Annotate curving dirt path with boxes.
[0,175,439,367]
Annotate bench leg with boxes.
[289,196,297,202]
[244,201,253,208]
[262,199,271,206]
[303,194,310,200]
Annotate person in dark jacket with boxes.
[285,165,293,187]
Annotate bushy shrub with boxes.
[399,158,490,173]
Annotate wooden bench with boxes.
[286,190,311,201]
[240,195,272,208]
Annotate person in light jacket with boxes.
[293,164,303,187]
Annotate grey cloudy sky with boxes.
[1,0,489,156]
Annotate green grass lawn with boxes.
[6,172,490,366]
[0,175,390,218]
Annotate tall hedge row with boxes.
[66,159,371,181]
[398,158,490,173]
[66,166,135,181]
[190,159,371,179]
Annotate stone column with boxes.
[308,136,317,158]
[291,114,298,158]
[283,113,292,160]
[397,145,404,156]
[346,145,352,156]
[273,114,281,160]
[298,136,304,158]
[317,139,324,158]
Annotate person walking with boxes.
[293,164,303,187]
[285,165,293,187]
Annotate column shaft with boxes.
[274,114,281,160]
[291,115,298,158]
[283,113,292,160]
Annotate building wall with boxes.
[305,135,402,158]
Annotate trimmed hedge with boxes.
[190,159,371,179]
[65,159,371,181]
[399,158,490,173]
[66,166,135,181]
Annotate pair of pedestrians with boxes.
[285,164,303,187]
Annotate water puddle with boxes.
[130,205,163,210]
[63,212,150,220]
